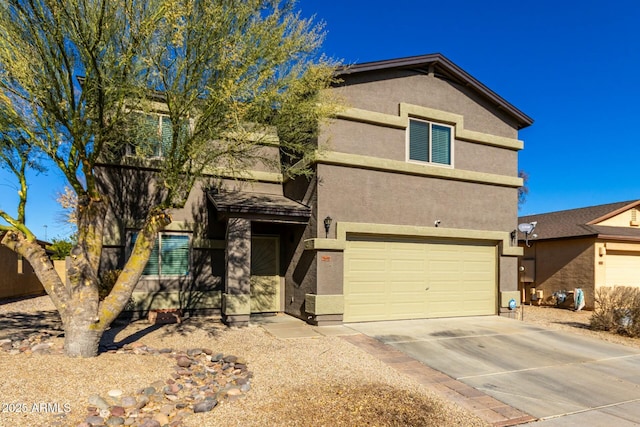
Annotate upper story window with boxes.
[129,232,191,277]
[407,118,453,166]
[127,112,174,158]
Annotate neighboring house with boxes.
[0,235,47,300]
[518,200,640,309]
[97,53,533,325]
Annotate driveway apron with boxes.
[347,316,640,425]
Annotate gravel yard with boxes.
[0,296,488,427]
[2,296,639,427]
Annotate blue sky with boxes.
[2,0,640,240]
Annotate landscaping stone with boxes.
[1,332,252,426]
[193,399,217,413]
[0,331,64,354]
[108,389,123,398]
[88,394,110,410]
[106,416,125,425]
[110,406,126,417]
[85,415,105,425]
[176,356,192,367]
[186,348,202,357]
[121,396,137,408]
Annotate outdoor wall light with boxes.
[323,216,332,238]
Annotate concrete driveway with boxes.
[348,316,640,426]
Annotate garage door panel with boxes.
[464,260,493,271]
[391,259,426,272]
[348,280,386,293]
[391,293,425,301]
[467,273,493,283]
[390,306,424,318]
[347,305,388,322]
[348,259,388,272]
[606,251,640,288]
[344,238,496,322]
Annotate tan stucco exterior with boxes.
[332,70,522,138]
[297,65,527,324]
[97,54,531,325]
[521,238,596,308]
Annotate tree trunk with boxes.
[63,321,103,358]
[1,207,171,358]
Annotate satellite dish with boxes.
[517,221,538,247]
[518,221,537,233]
[518,223,533,233]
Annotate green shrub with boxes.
[591,286,640,337]
[47,238,74,260]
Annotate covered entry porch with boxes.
[208,190,310,326]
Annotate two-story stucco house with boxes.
[97,53,533,326]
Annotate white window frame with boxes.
[127,231,192,278]
[406,118,454,167]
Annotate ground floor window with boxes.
[129,232,191,277]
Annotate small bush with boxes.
[591,286,640,337]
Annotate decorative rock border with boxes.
[0,331,64,355]
[0,334,252,427]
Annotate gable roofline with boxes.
[519,200,640,241]
[335,53,534,130]
[586,200,640,225]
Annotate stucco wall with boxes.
[524,238,596,308]
[0,246,45,300]
[335,70,520,139]
[283,175,319,319]
[322,119,518,177]
[316,164,518,236]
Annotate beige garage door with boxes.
[606,251,640,287]
[344,237,497,322]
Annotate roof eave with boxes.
[587,200,640,225]
[335,53,534,130]
[597,234,640,243]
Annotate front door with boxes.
[250,236,280,313]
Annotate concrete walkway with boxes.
[251,313,358,339]
[253,314,535,426]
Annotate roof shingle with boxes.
[519,200,640,241]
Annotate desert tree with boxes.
[518,170,529,208]
[0,0,340,357]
